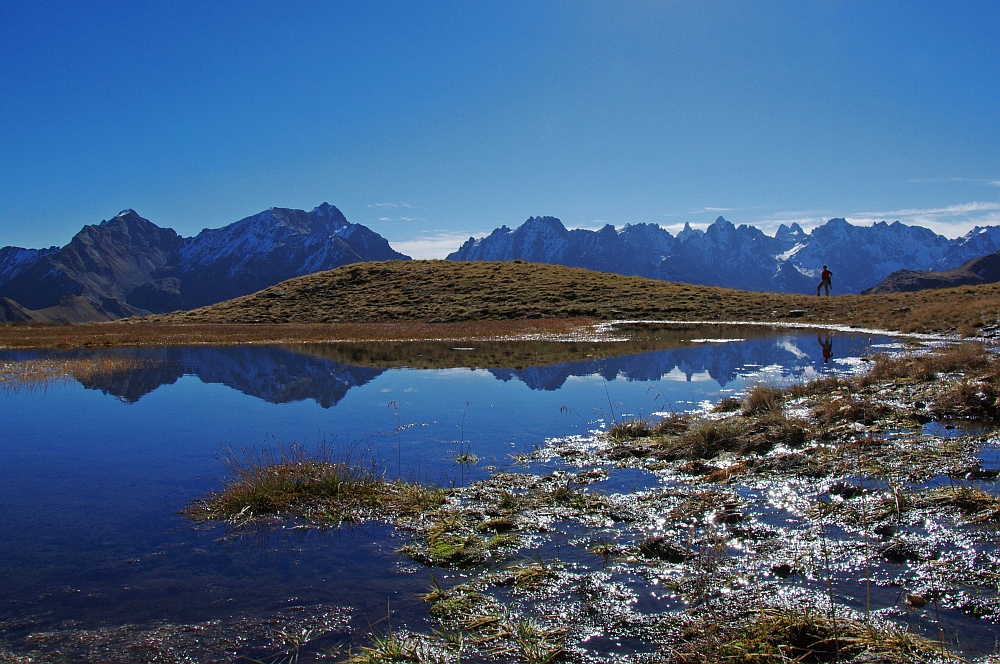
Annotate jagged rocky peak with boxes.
[523,215,570,235]
[676,222,704,242]
[236,203,349,236]
[775,222,806,244]
[99,209,170,233]
[82,209,183,249]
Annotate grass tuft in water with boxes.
[607,418,652,441]
[183,443,446,526]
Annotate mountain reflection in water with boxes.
[12,325,885,406]
[0,324,914,661]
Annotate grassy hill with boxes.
[144,259,1000,336]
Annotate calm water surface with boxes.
[0,326,903,657]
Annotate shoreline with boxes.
[0,317,959,350]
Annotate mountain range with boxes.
[5,206,1000,324]
[0,203,408,321]
[447,215,1000,295]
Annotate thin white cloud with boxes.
[701,207,736,212]
[749,201,1000,239]
[367,202,398,208]
[908,177,1000,185]
[853,202,1000,218]
[388,232,485,259]
[379,217,391,221]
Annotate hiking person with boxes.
[816,265,833,296]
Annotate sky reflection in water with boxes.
[0,327,894,650]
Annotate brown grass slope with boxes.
[146,260,1000,336]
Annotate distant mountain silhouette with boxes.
[0,204,408,322]
[449,215,1000,294]
[862,251,1000,294]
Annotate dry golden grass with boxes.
[0,318,598,350]
[5,260,1000,348]
[149,260,1000,334]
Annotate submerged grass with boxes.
[183,443,446,526]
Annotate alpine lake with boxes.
[2,323,1000,663]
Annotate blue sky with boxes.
[2,1,998,258]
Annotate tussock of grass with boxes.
[652,412,694,435]
[607,418,652,441]
[183,444,446,526]
[664,417,751,459]
[497,560,560,591]
[813,395,890,426]
[864,342,994,386]
[741,385,784,417]
[786,374,848,399]
[346,630,448,664]
[674,607,961,663]
[927,485,1000,523]
[712,396,742,413]
[930,379,1000,420]
[398,514,520,568]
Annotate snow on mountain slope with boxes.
[0,245,59,286]
[939,226,1000,269]
[177,202,409,309]
[785,219,953,294]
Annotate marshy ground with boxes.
[44,340,992,663]
[7,324,1000,662]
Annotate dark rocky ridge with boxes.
[863,251,1000,294]
[0,203,408,321]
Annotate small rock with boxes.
[906,593,928,608]
[771,563,801,578]
[880,539,923,564]
[638,537,690,563]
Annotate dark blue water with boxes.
[0,328,892,654]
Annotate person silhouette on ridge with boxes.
[816,265,833,296]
